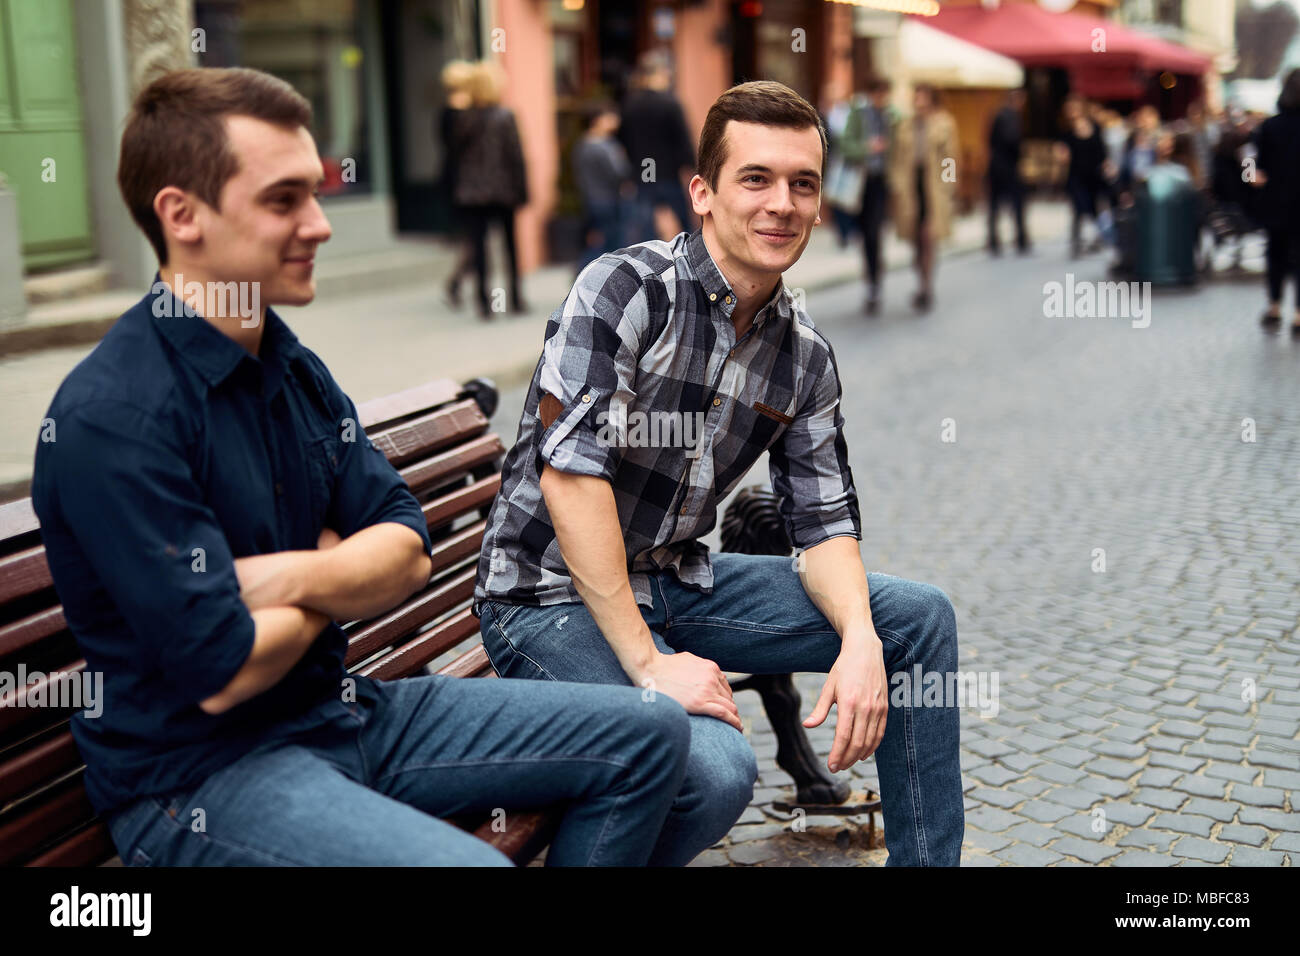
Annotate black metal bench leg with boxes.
[733,673,851,806]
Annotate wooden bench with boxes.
[0,377,870,867]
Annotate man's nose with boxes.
[301,197,332,244]
[767,181,796,216]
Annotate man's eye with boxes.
[744,175,764,183]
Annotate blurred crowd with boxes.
[824,68,1300,331]
[433,50,1300,332]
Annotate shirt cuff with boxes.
[538,385,619,481]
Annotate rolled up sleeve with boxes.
[768,339,861,550]
[535,257,644,482]
[47,403,255,703]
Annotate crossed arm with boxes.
[198,523,432,715]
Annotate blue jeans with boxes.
[105,672,690,866]
[478,553,965,866]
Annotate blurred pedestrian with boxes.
[1120,105,1161,195]
[889,84,957,313]
[1179,100,1218,190]
[619,51,697,241]
[823,91,863,248]
[987,88,1031,257]
[1056,97,1107,257]
[831,76,894,313]
[573,100,636,272]
[1253,68,1300,334]
[437,60,475,308]
[452,62,529,319]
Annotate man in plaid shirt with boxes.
[475,81,964,866]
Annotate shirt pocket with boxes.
[304,433,342,535]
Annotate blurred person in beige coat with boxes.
[889,84,957,312]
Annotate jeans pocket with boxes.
[481,607,551,681]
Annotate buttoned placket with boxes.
[667,291,771,530]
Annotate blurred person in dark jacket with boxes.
[619,51,697,241]
[1055,97,1107,257]
[986,88,1031,257]
[452,61,529,319]
[437,60,475,308]
[573,100,637,272]
[1254,69,1300,334]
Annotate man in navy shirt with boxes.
[30,67,689,866]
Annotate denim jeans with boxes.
[105,672,689,866]
[478,553,965,866]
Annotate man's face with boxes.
[690,120,822,284]
[184,115,331,305]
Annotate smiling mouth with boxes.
[756,230,795,241]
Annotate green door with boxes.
[0,0,93,271]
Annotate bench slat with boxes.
[0,545,53,607]
[398,434,503,495]
[421,474,500,530]
[357,608,480,681]
[436,643,494,679]
[428,521,486,576]
[0,499,40,542]
[0,661,87,736]
[369,401,487,469]
[0,605,66,660]
[27,821,115,867]
[357,380,462,431]
[0,777,95,865]
[474,811,558,864]
[344,568,475,668]
[0,728,79,808]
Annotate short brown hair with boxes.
[118,67,312,264]
[697,81,827,193]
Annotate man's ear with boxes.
[688,174,711,218]
[154,186,203,252]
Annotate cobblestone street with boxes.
[495,234,1299,867]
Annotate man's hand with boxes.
[637,651,742,731]
[803,633,888,772]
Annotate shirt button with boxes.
[679,505,687,515]
[713,397,721,407]
[724,295,732,304]
[708,293,717,301]
[275,482,284,495]
[581,394,591,403]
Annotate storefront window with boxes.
[193,0,372,195]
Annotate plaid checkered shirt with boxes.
[473,228,860,614]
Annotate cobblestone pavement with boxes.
[498,235,1298,867]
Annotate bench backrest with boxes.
[0,377,538,866]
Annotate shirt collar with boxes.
[685,229,792,330]
[148,275,302,390]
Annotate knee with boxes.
[696,729,758,814]
[632,696,692,778]
[913,581,958,644]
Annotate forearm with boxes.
[236,523,432,621]
[199,605,330,714]
[799,536,879,647]
[539,465,658,681]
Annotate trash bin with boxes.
[1134,164,1200,285]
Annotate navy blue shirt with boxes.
[31,283,432,817]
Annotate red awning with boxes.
[919,2,1213,75]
